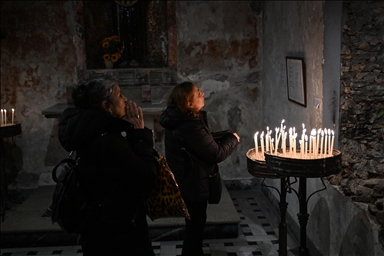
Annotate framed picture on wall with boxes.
[286,57,306,107]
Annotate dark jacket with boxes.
[159,107,239,201]
[58,107,158,234]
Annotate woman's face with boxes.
[107,85,128,118]
[188,85,205,113]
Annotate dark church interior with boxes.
[1,1,383,255]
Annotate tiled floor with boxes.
[0,189,299,256]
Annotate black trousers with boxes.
[182,200,208,256]
[81,213,154,256]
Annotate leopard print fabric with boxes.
[144,152,190,221]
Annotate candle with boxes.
[293,132,297,157]
[4,109,6,125]
[309,131,312,157]
[317,129,321,156]
[289,127,292,156]
[327,129,331,155]
[254,132,259,156]
[260,132,265,159]
[1,109,3,125]
[324,129,328,155]
[330,130,335,156]
[311,129,316,159]
[299,139,303,158]
[265,127,269,152]
[12,108,14,125]
[275,128,279,153]
[305,135,308,157]
[320,130,324,156]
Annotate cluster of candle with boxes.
[253,119,335,160]
[1,108,15,126]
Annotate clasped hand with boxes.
[126,101,144,129]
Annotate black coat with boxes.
[159,107,239,201]
[58,107,158,234]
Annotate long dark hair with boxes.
[72,76,117,111]
[167,81,196,115]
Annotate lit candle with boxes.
[317,129,321,156]
[305,135,308,157]
[265,127,269,152]
[4,109,6,125]
[289,127,293,156]
[275,128,279,153]
[260,131,265,159]
[320,130,324,156]
[324,129,328,155]
[12,108,14,125]
[293,132,297,157]
[271,138,275,153]
[327,129,331,155]
[281,119,285,136]
[1,109,3,125]
[254,132,259,156]
[311,129,317,159]
[299,139,303,158]
[330,130,335,156]
[309,130,313,157]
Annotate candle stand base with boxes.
[265,151,342,256]
[247,148,290,256]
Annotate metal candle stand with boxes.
[246,148,342,256]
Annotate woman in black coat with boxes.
[59,76,158,256]
[160,81,240,256]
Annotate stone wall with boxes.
[330,0,384,231]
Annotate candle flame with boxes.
[311,129,316,136]
[254,132,258,139]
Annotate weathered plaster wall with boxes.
[175,1,263,180]
[261,1,383,255]
[261,0,325,234]
[1,1,78,188]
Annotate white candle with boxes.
[330,130,335,156]
[12,108,14,125]
[4,109,6,125]
[311,129,317,159]
[260,132,265,158]
[281,119,285,136]
[299,139,303,158]
[293,132,297,158]
[254,132,259,156]
[327,129,331,155]
[324,129,328,155]
[289,127,292,156]
[309,131,313,157]
[1,109,3,125]
[317,129,321,156]
[305,135,308,157]
[265,127,269,152]
[275,128,279,152]
[320,130,324,156]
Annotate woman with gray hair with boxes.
[59,76,157,255]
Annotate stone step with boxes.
[1,184,240,248]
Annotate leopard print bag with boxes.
[144,152,190,221]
